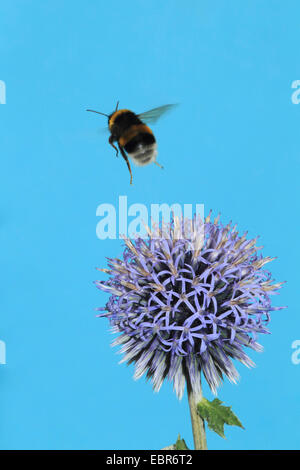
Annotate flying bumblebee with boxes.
[87,102,177,185]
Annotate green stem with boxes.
[187,375,207,450]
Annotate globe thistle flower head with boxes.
[95,213,285,398]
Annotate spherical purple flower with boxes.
[95,213,284,398]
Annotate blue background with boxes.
[0,0,299,450]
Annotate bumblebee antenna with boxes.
[115,100,119,111]
[86,109,109,117]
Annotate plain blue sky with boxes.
[0,0,299,450]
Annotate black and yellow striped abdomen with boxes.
[109,109,157,166]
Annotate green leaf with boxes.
[174,434,189,450]
[197,398,244,439]
[161,434,189,450]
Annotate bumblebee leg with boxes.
[154,161,164,169]
[109,135,119,157]
[118,145,133,185]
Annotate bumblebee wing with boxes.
[98,126,109,135]
[138,104,178,124]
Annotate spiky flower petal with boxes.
[95,214,284,398]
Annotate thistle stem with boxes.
[187,376,207,450]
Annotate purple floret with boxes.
[95,213,285,398]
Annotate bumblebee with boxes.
[87,102,176,184]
